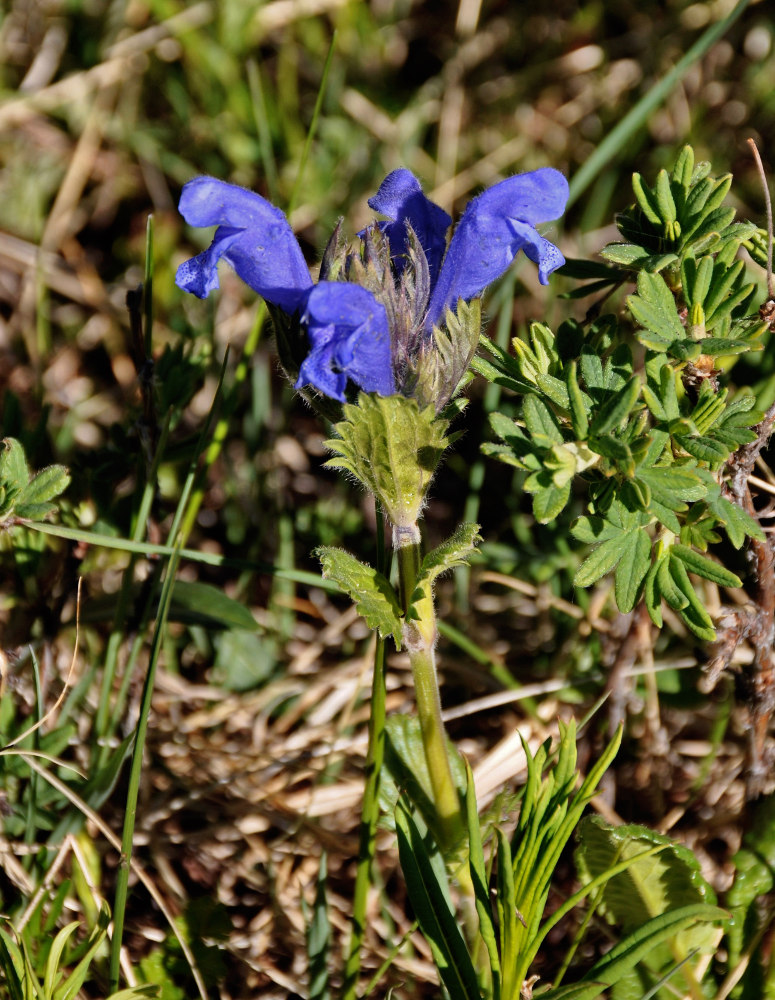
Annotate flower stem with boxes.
[393,522,462,851]
[393,520,484,976]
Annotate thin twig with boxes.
[748,137,774,299]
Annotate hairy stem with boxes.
[392,521,484,975]
[393,522,463,849]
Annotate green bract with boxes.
[324,392,450,528]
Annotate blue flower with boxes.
[176,167,568,403]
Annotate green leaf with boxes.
[307,854,331,1000]
[643,560,663,627]
[523,395,564,447]
[589,376,640,436]
[600,243,650,266]
[566,362,589,439]
[709,495,765,547]
[464,765,501,1000]
[632,172,661,225]
[668,555,717,640]
[575,818,724,997]
[675,434,728,466]
[655,169,677,225]
[18,464,71,505]
[574,529,631,588]
[380,715,467,839]
[671,544,742,589]
[579,347,604,390]
[0,438,29,492]
[316,546,403,647]
[627,272,685,344]
[614,528,651,613]
[325,393,448,528]
[536,372,570,409]
[170,581,259,630]
[571,516,620,545]
[417,523,481,588]
[396,803,481,1000]
[526,474,571,523]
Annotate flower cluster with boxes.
[176,167,569,404]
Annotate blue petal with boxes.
[368,169,451,283]
[295,283,396,401]
[175,177,312,314]
[426,167,569,329]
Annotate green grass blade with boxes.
[108,541,183,993]
[287,31,337,219]
[396,802,481,1000]
[27,522,337,590]
[567,0,752,208]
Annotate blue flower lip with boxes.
[176,167,569,402]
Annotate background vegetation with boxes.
[1,0,774,996]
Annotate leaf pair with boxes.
[316,522,481,649]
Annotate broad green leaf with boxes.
[668,554,717,639]
[0,438,29,493]
[675,434,728,466]
[18,464,70,505]
[684,205,736,247]
[213,630,276,691]
[671,544,742,589]
[574,529,631,588]
[655,169,677,225]
[672,145,694,187]
[530,478,571,524]
[657,555,689,611]
[600,243,650,266]
[709,494,765,547]
[380,715,467,840]
[589,376,640,436]
[536,372,570,409]
[170,581,259,630]
[316,546,403,647]
[523,395,564,447]
[579,352,605,398]
[637,466,705,506]
[306,854,331,1000]
[575,818,723,998]
[571,516,620,545]
[643,560,663,627]
[14,501,58,520]
[614,528,651,613]
[396,803,481,1000]
[489,411,529,448]
[325,393,448,528]
[627,272,685,344]
[589,434,633,472]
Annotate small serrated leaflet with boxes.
[316,546,403,647]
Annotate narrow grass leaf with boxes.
[464,764,501,1000]
[396,803,480,1000]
